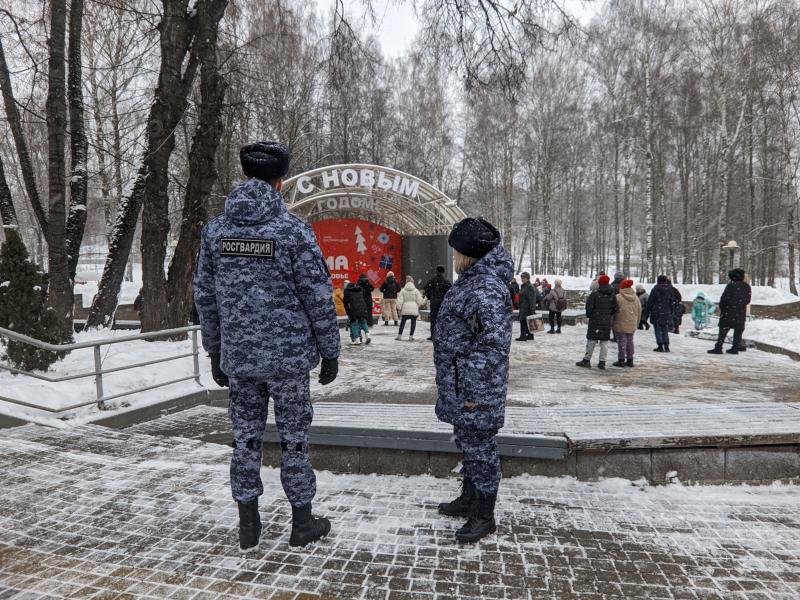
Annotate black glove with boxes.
[209,352,229,388]
[318,357,338,386]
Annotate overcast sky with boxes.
[314,1,601,58]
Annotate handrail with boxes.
[0,325,203,413]
[0,325,200,352]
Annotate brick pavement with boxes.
[1,424,799,599]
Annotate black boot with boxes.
[597,361,606,370]
[664,344,670,353]
[438,478,476,518]
[726,347,739,355]
[575,358,591,368]
[611,359,626,368]
[708,346,723,354]
[625,358,634,367]
[456,491,497,543]
[548,328,556,334]
[556,327,562,334]
[237,500,261,551]
[654,345,664,352]
[289,504,331,547]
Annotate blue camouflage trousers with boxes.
[453,426,501,495]
[229,374,316,507]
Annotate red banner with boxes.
[312,219,403,290]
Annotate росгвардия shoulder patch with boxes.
[219,238,276,258]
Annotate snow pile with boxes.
[74,279,141,308]
[745,319,800,354]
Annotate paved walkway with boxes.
[1,424,799,599]
[317,320,800,408]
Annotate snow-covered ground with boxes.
[744,318,800,354]
[74,262,142,307]
[4,315,800,428]
[2,422,799,599]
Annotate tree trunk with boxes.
[0,154,18,228]
[45,0,73,335]
[644,56,655,281]
[86,0,202,328]
[0,37,48,238]
[151,0,229,332]
[65,0,89,279]
[788,195,797,296]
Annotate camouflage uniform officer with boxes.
[433,218,513,543]
[194,142,340,551]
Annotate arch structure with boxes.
[282,164,465,236]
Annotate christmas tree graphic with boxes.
[355,226,367,254]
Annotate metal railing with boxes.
[0,325,202,413]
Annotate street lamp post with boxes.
[723,240,739,271]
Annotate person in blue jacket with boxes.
[434,217,513,543]
[194,142,340,551]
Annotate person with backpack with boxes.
[544,279,567,334]
[343,280,371,345]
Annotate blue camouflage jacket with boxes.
[193,178,340,380]
[433,245,514,431]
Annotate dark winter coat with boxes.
[718,270,751,330]
[344,283,370,320]
[358,275,374,317]
[518,282,536,320]
[434,245,513,431]
[671,286,685,323]
[194,178,340,379]
[585,284,618,341]
[424,273,452,311]
[611,273,625,294]
[646,283,678,327]
[380,276,400,299]
[508,279,520,298]
[637,290,649,323]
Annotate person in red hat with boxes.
[576,274,618,369]
[611,279,641,367]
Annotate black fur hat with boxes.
[240,142,290,182]
[728,268,745,282]
[448,217,500,259]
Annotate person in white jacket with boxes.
[396,276,425,341]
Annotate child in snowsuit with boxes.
[343,281,371,345]
[691,291,715,331]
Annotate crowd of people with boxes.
[517,269,752,370]
[342,266,452,344]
